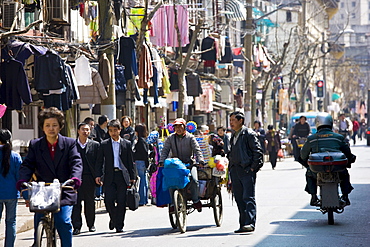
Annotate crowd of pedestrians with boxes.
[0,109,366,246]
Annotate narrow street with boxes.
[13,140,370,247]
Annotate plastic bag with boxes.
[29,179,61,212]
[277,149,284,158]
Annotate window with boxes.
[352,13,356,18]
[341,2,344,8]
[341,14,344,19]
[369,13,370,21]
[18,105,34,129]
[286,11,292,22]
[352,1,356,7]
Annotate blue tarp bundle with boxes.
[162,158,190,191]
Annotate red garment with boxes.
[352,120,360,132]
[204,60,216,67]
[47,139,58,161]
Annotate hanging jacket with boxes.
[0,59,32,110]
[76,68,108,104]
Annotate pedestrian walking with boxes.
[71,123,100,235]
[95,119,136,233]
[217,126,230,155]
[228,112,263,233]
[253,120,266,154]
[351,118,360,145]
[359,118,367,140]
[120,116,135,143]
[133,124,150,206]
[265,125,281,170]
[17,107,82,247]
[0,129,22,247]
[93,115,109,143]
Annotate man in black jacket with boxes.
[228,112,264,233]
[95,119,136,233]
[72,123,100,235]
[93,115,109,143]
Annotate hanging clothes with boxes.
[76,67,108,104]
[113,0,122,23]
[115,64,127,92]
[185,72,202,97]
[127,7,145,35]
[117,36,138,81]
[198,83,213,113]
[74,55,93,86]
[220,37,233,63]
[234,88,243,108]
[150,5,189,47]
[138,43,153,89]
[65,64,79,100]
[99,53,111,89]
[1,40,47,66]
[169,67,179,91]
[201,36,217,61]
[161,58,171,94]
[0,59,32,110]
[34,50,68,93]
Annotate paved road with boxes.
[5,139,370,247]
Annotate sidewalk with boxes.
[0,198,105,241]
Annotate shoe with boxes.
[234,225,255,233]
[116,228,123,233]
[89,226,96,232]
[109,220,114,230]
[341,195,351,205]
[73,229,80,235]
[95,197,101,201]
[310,194,320,206]
[193,201,202,212]
[169,205,175,213]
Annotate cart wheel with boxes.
[328,208,334,225]
[212,187,223,227]
[168,205,177,229]
[173,189,187,233]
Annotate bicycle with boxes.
[167,167,223,233]
[22,179,75,247]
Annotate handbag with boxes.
[277,149,284,158]
[126,183,140,211]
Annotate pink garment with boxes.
[199,83,213,112]
[150,5,189,47]
[150,170,158,198]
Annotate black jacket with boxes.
[229,126,264,172]
[133,137,149,167]
[76,139,100,177]
[93,125,109,143]
[95,138,136,186]
[120,126,135,143]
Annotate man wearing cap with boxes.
[159,118,205,212]
[228,111,263,233]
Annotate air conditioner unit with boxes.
[2,2,25,30]
[46,0,69,24]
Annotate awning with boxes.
[212,102,233,111]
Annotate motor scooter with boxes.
[308,151,350,225]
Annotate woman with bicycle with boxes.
[0,129,22,247]
[17,107,82,247]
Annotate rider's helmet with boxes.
[315,112,333,130]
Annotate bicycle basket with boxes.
[29,182,61,213]
[197,167,213,180]
[296,138,307,147]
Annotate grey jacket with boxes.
[159,132,204,164]
[228,126,264,172]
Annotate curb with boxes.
[0,199,106,241]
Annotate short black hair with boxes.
[135,124,147,138]
[267,125,274,130]
[38,107,65,129]
[98,115,108,125]
[83,117,94,124]
[107,119,121,129]
[216,126,225,131]
[254,120,261,127]
[230,111,245,124]
[77,122,90,130]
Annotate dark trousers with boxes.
[269,146,278,169]
[71,174,96,230]
[305,167,353,195]
[104,171,127,230]
[230,165,257,228]
[292,138,300,161]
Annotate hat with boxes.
[173,118,186,126]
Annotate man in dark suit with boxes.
[95,119,136,233]
[72,123,100,235]
[93,115,109,143]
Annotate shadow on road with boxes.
[255,183,370,247]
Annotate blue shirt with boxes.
[0,150,22,200]
[111,138,123,169]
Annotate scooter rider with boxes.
[299,112,356,206]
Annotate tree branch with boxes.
[0,20,42,39]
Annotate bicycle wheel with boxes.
[36,220,46,247]
[212,187,223,227]
[168,205,177,229]
[173,190,187,233]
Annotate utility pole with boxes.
[244,0,254,127]
[98,0,116,120]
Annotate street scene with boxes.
[1,0,370,247]
[3,140,369,247]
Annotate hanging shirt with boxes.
[74,55,93,86]
[117,36,138,81]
